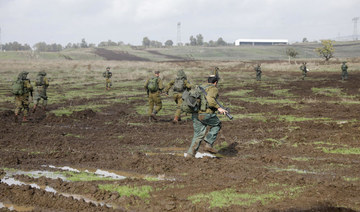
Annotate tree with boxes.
[80,38,88,48]
[315,40,334,61]
[216,37,227,46]
[142,37,150,48]
[285,48,299,63]
[302,37,308,43]
[196,34,203,46]
[165,40,173,47]
[189,36,197,46]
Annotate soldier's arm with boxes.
[144,79,149,90]
[184,79,192,89]
[44,77,49,87]
[158,78,164,91]
[164,80,175,93]
[206,87,220,109]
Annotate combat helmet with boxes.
[38,71,47,76]
[18,71,29,80]
[212,67,220,80]
[177,69,187,79]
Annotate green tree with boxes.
[80,38,88,48]
[216,37,227,46]
[286,48,299,63]
[142,37,150,47]
[315,40,334,61]
[165,40,173,47]
[196,34,203,46]
[189,36,197,46]
[302,37,308,43]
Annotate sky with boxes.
[0,0,359,46]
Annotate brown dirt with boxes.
[94,48,150,61]
[1,69,360,211]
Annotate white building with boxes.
[235,39,288,46]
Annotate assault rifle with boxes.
[199,87,233,120]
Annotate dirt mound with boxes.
[70,109,97,119]
[94,48,150,61]
[146,50,186,61]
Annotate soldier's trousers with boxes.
[187,113,222,155]
[172,93,183,117]
[34,86,48,106]
[106,78,112,88]
[148,92,162,115]
[15,95,30,116]
[302,72,307,80]
[256,72,261,81]
[342,71,348,80]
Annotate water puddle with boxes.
[0,202,34,211]
[0,176,115,209]
[184,152,217,158]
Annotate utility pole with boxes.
[0,27,2,51]
[177,22,182,46]
[353,17,359,41]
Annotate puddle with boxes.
[267,167,318,175]
[0,202,34,211]
[5,169,68,181]
[0,176,115,209]
[184,152,217,158]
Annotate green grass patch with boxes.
[65,133,82,138]
[98,184,153,198]
[64,171,118,182]
[127,122,144,126]
[229,113,268,122]
[321,147,360,155]
[214,141,229,150]
[51,104,107,116]
[236,97,296,105]
[277,115,330,122]
[343,177,360,182]
[188,186,304,208]
[271,89,295,97]
[224,89,253,97]
[291,157,311,161]
[311,87,354,98]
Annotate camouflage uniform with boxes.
[187,83,222,157]
[164,70,191,123]
[144,71,164,120]
[341,62,348,80]
[103,67,112,90]
[254,64,262,81]
[33,71,49,111]
[300,63,307,80]
[14,72,33,121]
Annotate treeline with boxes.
[2,35,232,52]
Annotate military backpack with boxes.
[35,75,44,86]
[11,79,24,96]
[147,77,159,92]
[181,85,210,113]
[173,78,185,92]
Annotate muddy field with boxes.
[1,60,360,211]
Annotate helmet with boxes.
[18,71,29,80]
[106,67,110,70]
[39,71,46,76]
[213,67,220,80]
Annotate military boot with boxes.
[22,116,29,123]
[14,114,18,123]
[172,116,179,124]
[32,105,37,113]
[151,111,158,121]
[204,143,218,154]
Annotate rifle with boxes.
[199,87,233,120]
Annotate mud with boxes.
[94,48,150,61]
[1,68,360,211]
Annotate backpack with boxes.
[147,77,159,92]
[181,85,209,113]
[11,79,24,96]
[36,75,44,86]
[173,78,185,92]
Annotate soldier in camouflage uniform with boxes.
[341,61,348,80]
[14,71,33,122]
[32,71,49,112]
[254,64,262,81]
[103,67,112,90]
[164,70,192,123]
[300,62,308,80]
[186,70,228,157]
[144,71,164,121]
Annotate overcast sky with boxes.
[0,0,359,46]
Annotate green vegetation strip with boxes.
[321,147,360,155]
[188,186,304,208]
[98,184,153,198]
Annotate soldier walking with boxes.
[103,67,112,90]
[254,64,262,81]
[341,61,348,80]
[12,71,33,122]
[144,71,164,121]
[33,71,49,112]
[164,70,191,123]
[186,70,228,157]
[300,62,308,80]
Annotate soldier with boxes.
[103,67,112,90]
[32,71,49,112]
[13,71,33,122]
[144,71,164,121]
[186,72,228,157]
[164,70,191,123]
[300,62,308,80]
[254,64,262,81]
[341,61,348,80]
